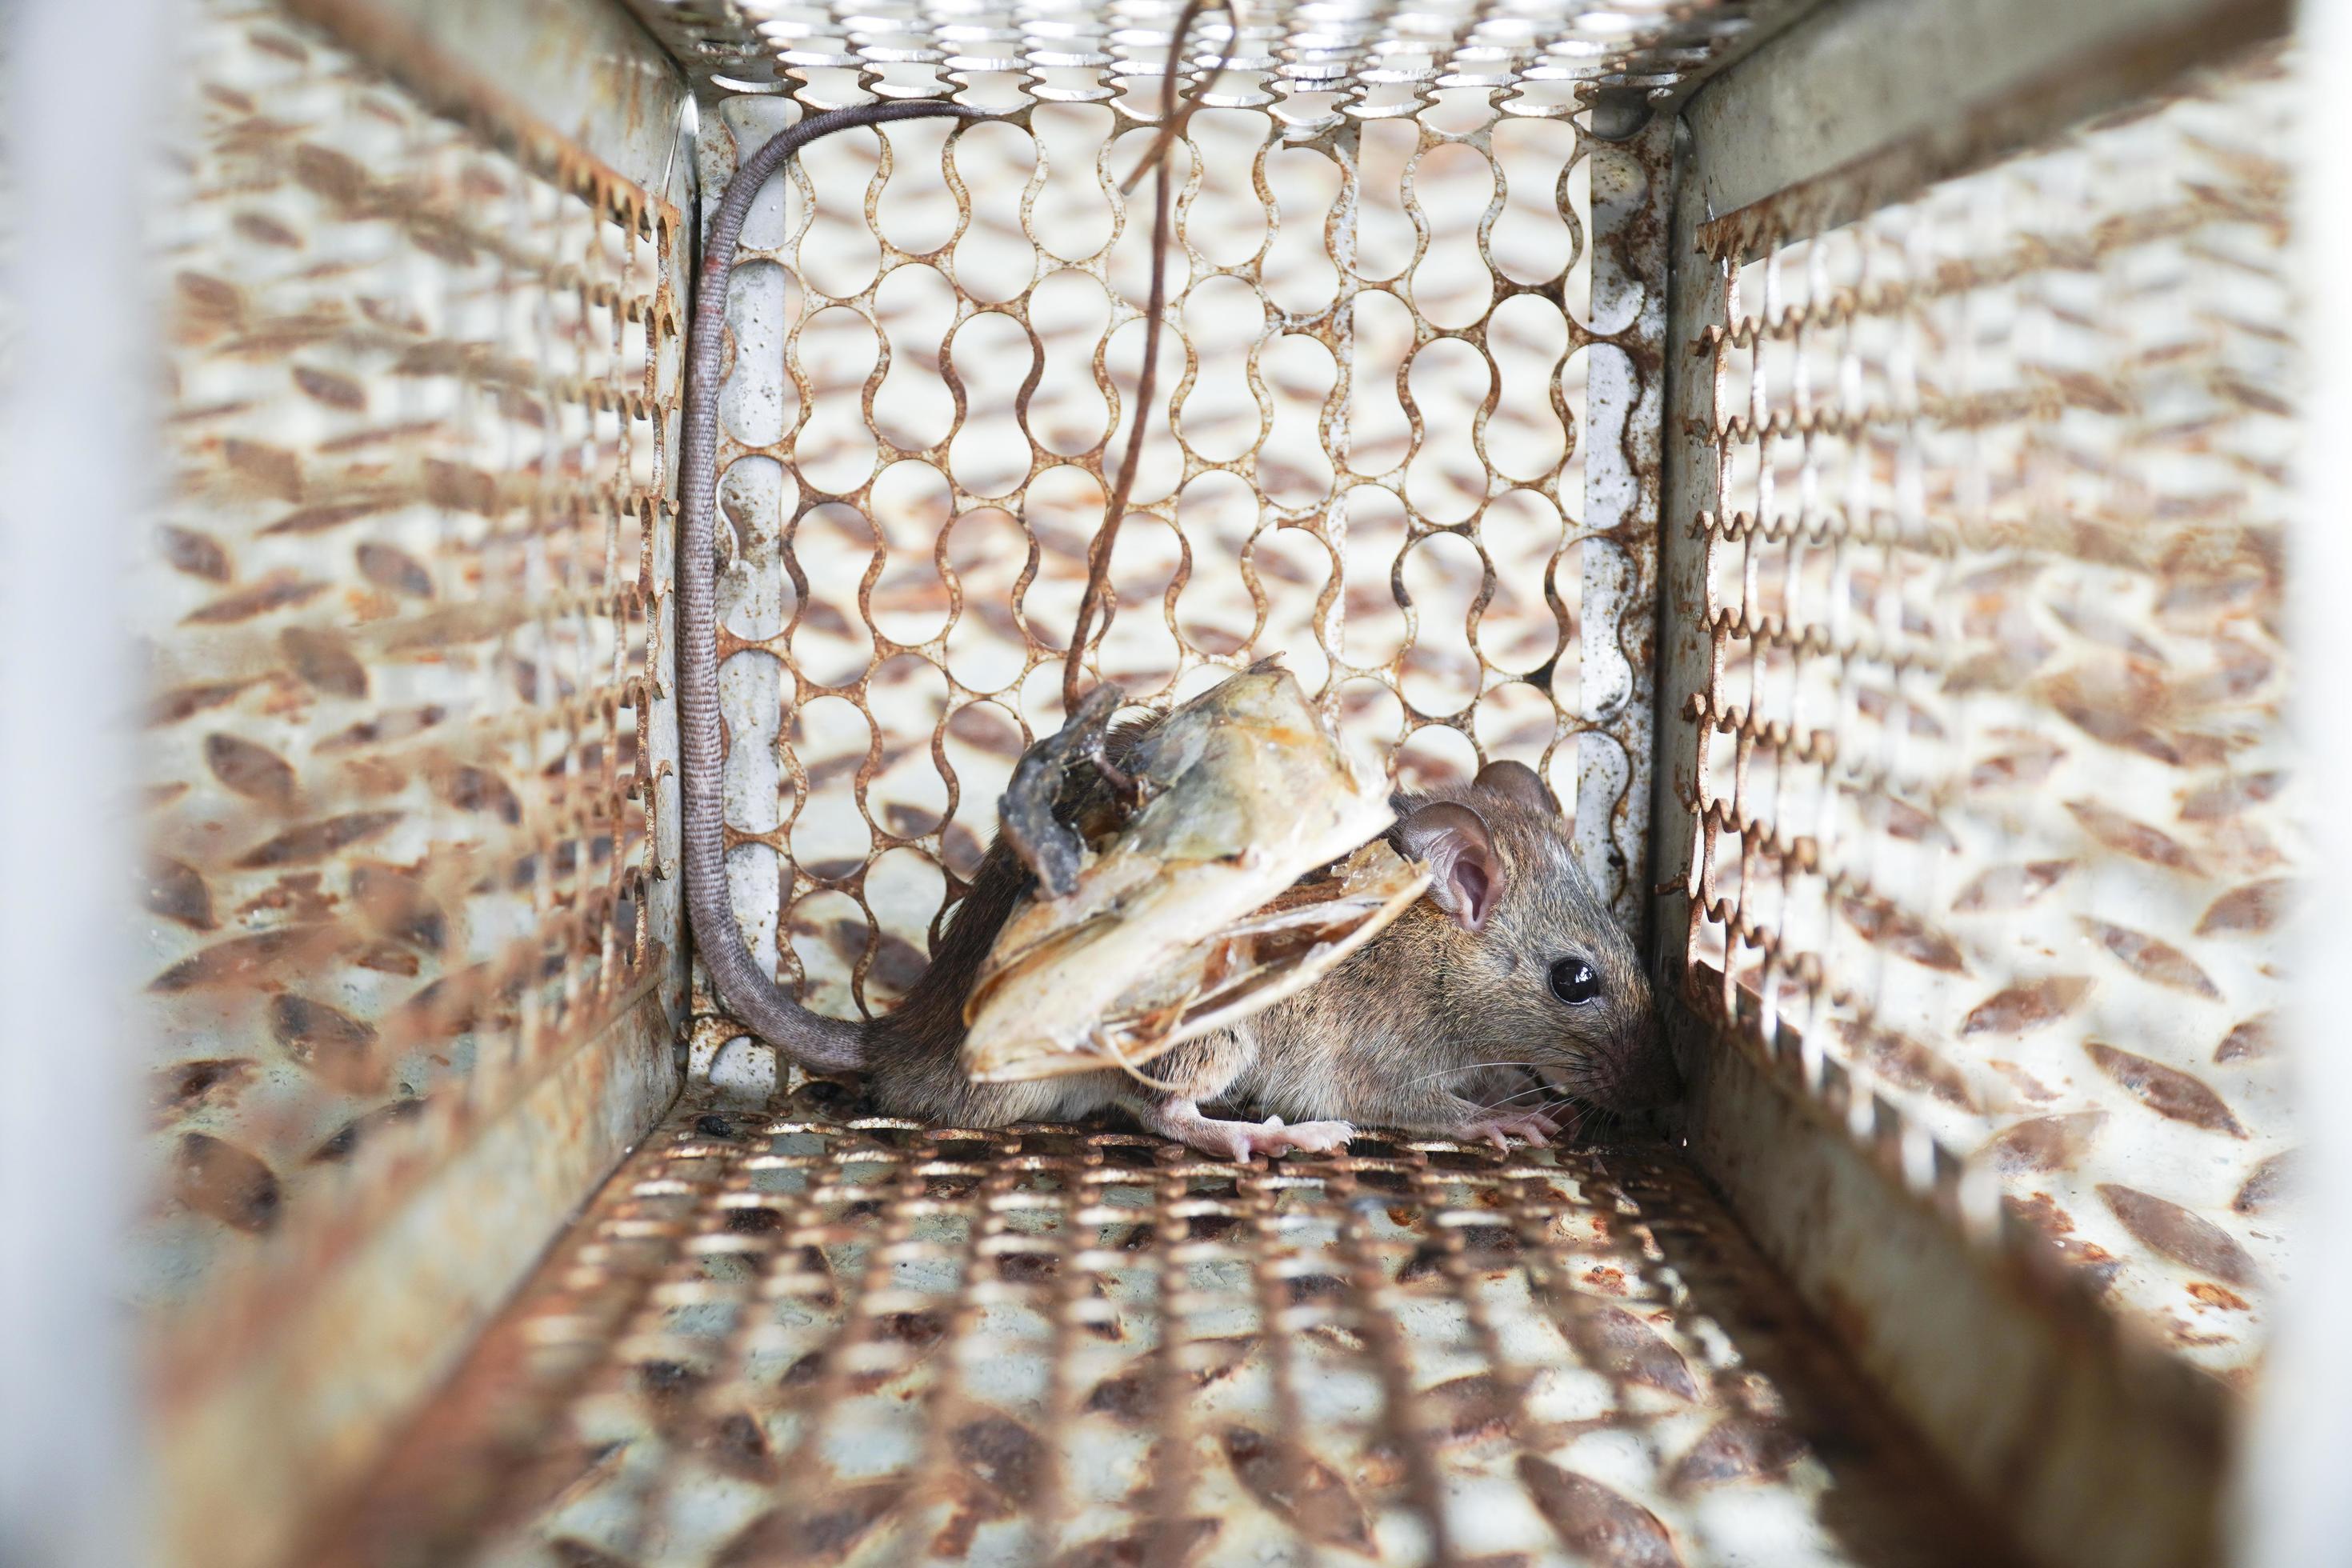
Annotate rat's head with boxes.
[1389,761,1675,1118]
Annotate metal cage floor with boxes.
[314,1090,2009,1568]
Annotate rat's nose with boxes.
[1605,1029,1682,1112]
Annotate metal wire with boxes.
[111,2,2314,1564]
[146,0,682,1234]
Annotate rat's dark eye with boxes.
[1549,957,1602,1006]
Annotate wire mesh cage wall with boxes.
[676,6,1694,1076]
[126,0,698,1558]
[149,0,686,1316]
[0,0,2328,1565]
[1651,1,2307,1560]
[1674,45,2298,1378]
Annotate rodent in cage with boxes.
[674,91,1674,1160]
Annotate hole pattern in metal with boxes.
[1678,46,2300,1376]
[142,0,685,1309]
[321,1093,1987,1566]
[698,78,1665,1035]
[618,0,1773,108]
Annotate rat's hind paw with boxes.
[1140,1100,1354,1162]
[1457,1108,1557,1151]
[1255,1115,1356,1155]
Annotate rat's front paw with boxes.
[1188,1114,1355,1162]
[1456,1107,1557,1151]
[1258,1115,1356,1155]
[1138,1098,1357,1162]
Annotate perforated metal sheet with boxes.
[618,0,1778,108]
[138,0,691,1558]
[148,0,682,1294]
[692,78,1668,1070]
[318,1091,2000,1567]
[1670,44,2299,1378]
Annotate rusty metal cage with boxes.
[1672,41,2298,1375]
[0,0,2338,1565]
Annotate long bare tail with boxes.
[678,100,986,1071]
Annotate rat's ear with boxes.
[1474,759,1557,814]
[1397,802,1502,932]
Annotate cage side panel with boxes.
[290,0,692,189]
[1652,114,1730,1034]
[691,66,1676,1057]
[160,994,673,1566]
[614,0,1789,112]
[1681,982,2226,1567]
[1658,130,2226,1568]
[139,2,691,1562]
[1656,5,2302,1564]
[1684,42,2298,1372]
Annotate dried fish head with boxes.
[961,668,1418,1082]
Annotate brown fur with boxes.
[1240,778,1667,1130]
[858,720,1670,1142]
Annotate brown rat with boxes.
[678,103,1674,1160]
[856,734,1674,1158]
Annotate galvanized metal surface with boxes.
[60,3,2314,1566]
[1670,0,2290,229]
[1579,114,1674,938]
[1655,2,2295,1561]
[1677,991,2227,1568]
[317,1090,2007,1567]
[138,1,694,1562]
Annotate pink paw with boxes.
[1458,1108,1558,1151]
[1187,1114,1356,1162]
[1262,1117,1356,1155]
